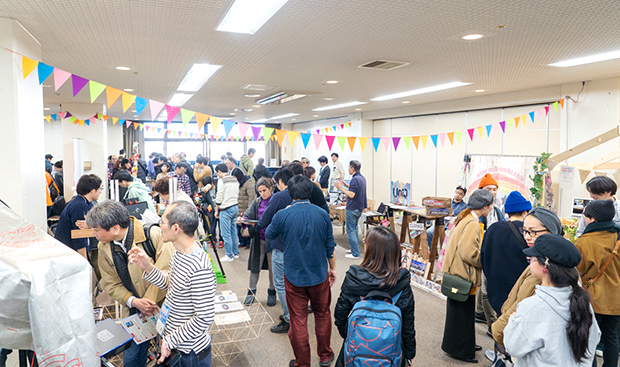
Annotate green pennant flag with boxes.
[89,81,106,103]
[403,136,411,150]
[455,130,462,144]
[180,109,195,127]
[262,127,274,145]
[337,136,346,151]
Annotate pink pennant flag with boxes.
[149,100,165,120]
[53,69,72,91]
[467,128,475,141]
[145,126,150,132]
[537,108,543,119]
[544,106,550,115]
[325,135,335,150]
[126,120,132,127]
[313,134,323,149]
[381,137,390,151]
[166,105,181,123]
[238,122,250,138]
[439,133,447,147]
[58,112,66,119]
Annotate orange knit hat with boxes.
[478,173,498,189]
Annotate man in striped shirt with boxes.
[129,201,216,367]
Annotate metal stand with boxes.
[201,216,225,279]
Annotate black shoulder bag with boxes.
[441,221,474,302]
[507,221,528,249]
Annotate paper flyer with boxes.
[214,310,252,325]
[120,310,159,344]
[215,301,244,313]
[214,291,238,304]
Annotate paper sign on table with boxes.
[214,310,252,325]
[214,292,238,304]
[120,311,159,344]
[215,301,244,313]
[409,222,424,239]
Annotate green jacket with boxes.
[125,179,156,213]
[240,155,255,184]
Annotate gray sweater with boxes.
[504,285,600,367]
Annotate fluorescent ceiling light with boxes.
[124,88,134,92]
[177,64,222,92]
[270,113,299,119]
[216,0,289,35]
[475,89,485,92]
[312,101,367,111]
[245,93,261,98]
[371,82,470,101]
[549,49,620,67]
[461,34,484,40]
[252,118,269,123]
[325,80,339,84]
[115,66,131,71]
[167,93,194,107]
[43,107,50,111]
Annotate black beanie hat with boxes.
[584,199,615,222]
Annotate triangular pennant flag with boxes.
[37,62,54,85]
[112,117,118,125]
[133,122,139,130]
[347,137,357,151]
[251,126,262,141]
[51,114,57,121]
[157,128,162,134]
[467,128,475,141]
[559,98,565,109]
[53,68,72,91]
[313,134,323,149]
[149,100,165,120]
[178,131,183,137]
[180,108,195,127]
[348,122,352,127]
[340,124,345,130]
[403,137,411,150]
[372,138,381,152]
[529,111,535,123]
[106,86,123,108]
[45,115,51,123]
[537,108,543,119]
[325,136,336,150]
[65,112,72,119]
[544,106,550,115]
[210,117,223,133]
[439,133,446,147]
[288,131,300,147]
[521,115,527,126]
[477,126,484,138]
[421,135,429,148]
[90,117,97,125]
[134,96,148,116]
[499,121,506,133]
[184,132,189,137]
[553,101,558,111]
[507,118,514,130]
[332,126,337,132]
[58,112,66,119]
[22,56,39,79]
[121,92,136,112]
[316,130,320,135]
[486,124,492,137]
[79,120,84,127]
[337,136,347,151]
[70,116,76,123]
[274,129,287,147]
[238,122,250,138]
[139,124,145,131]
[145,126,150,132]
[430,135,438,148]
[222,120,236,137]
[447,132,454,145]
[195,113,209,130]
[455,131,462,144]
[359,137,369,152]
[301,133,312,149]
[392,137,401,151]
[88,81,106,103]
[412,136,420,150]
[125,120,132,127]
[72,75,89,97]
[118,119,125,126]
[515,116,520,128]
[262,127,274,145]
[166,105,180,123]
[381,137,390,152]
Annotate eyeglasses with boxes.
[523,228,549,237]
[526,256,535,264]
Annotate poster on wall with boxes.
[466,155,537,208]
[391,181,411,206]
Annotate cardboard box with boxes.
[428,207,452,216]
[422,196,451,208]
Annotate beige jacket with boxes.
[194,166,212,189]
[442,214,483,288]
[98,217,175,313]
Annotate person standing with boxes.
[576,176,620,238]
[253,157,272,182]
[147,152,157,180]
[214,163,240,262]
[114,170,156,214]
[427,186,468,247]
[266,175,337,367]
[575,199,620,367]
[45,153,53,173]
[300,157,309,169]
[441,189,494,364]
[240,148,256,184]
[331,153,345,181]
[478,173,505,229]
[194,157,212,190]
[288,162,330,213]
[52,160,64,197]
[232,168,256,249]
[167,162,192,197]
[129,201,216,367]
[334,160,366,259]
[317,156,330,189]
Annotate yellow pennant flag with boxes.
[477,126,484,138]
[106,86,123,108]
[22,56,39,79]
[210,117,223,133]
[196,113,209,130]
[358,137,368,152]
[275,129,287,147]
[521,115,527,127]
[45,115,51,123]
[287,131,300,147]
[122,92,137,113]
[112,117,118,125]
[421,135,429,148]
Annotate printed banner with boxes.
[391,181,411,206]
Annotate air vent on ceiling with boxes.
[358,60,409,70]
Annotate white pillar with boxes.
[0,19,46,229]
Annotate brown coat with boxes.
[443,214,483,288]
[491,267,540,344]
[194,166,212,189]
[237,179,256,214]
[576,230,620,315]
[98,217,175,314]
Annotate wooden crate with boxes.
[421,196,452,216]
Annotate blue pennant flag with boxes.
[135,96,148,116]
[222,120,236,137]
[529,111,535,123]
[51,114,57,121]
[301,133,311,149]
[37,62,54,85]
[372,137,381,152]
[430,135,438,147]
[486,124,492,136]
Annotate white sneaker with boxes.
[233,254,240,259]
[220,255,234,262]
[346,250,351,254]
[345,254,360,259]
[596,349,603,357]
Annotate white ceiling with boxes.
[2,0,620,124]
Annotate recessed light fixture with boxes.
[549,49,620,67]
[312,101,367,111]
[132,110,137,112]
[245,93,261,98]
[324,98,333,101]
[177,64,222,92]
[167,93,194,107]
[216,0,289,35]
[134,115,138,117]
[371,82,470,101]
[252,104,262,108]
[43,107,50,111]
[252,118,269,123]
[402,101,410,104]
[475,89,485,92]
[124,88,134,92]
[229,113,236,116]
[461,34,484,40]
[292,119,296,121]
[313,115,319,117]
[115,66,131,71]
[325,80,339,84]
[355,108,361,111]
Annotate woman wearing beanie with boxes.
[491,207,564,347]
[441,189,494,363]
[504,234,600,366]
[477,173,506,230]
[575,199,620,367]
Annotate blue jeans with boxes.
[426,223,435,249]
[271,249,289,322]
[178,350,211,367]
[219,205,239,258]
[123,340,150,367]
[345,209,363,257]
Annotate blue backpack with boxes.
[344,290,403,367]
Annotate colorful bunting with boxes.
[165,105,180,123]
[210,117,223,133]
[301,133,312,149]
[326,136,336,150]
[223,120,236,137]
[515,116,520,128]
[421,135,428,148]
[402,137,411,150]
[337,136,347,151]
[22,56,38,79]
[529,111,535,123]
[559,98,565,109]
[347,137,357,151]
[372,138,381,152]
[485,124,492,137]
[237,122,250,138]
[106,86,123,108]
[313,134,323,149]
[467,128,475,141]
[359,137,368,152]
[392,137,401,151]
[447,132,454,145]
[499,121,506,133]
[381,137,390,152]
[455,131,462,144]
[134,96,148,116]
[89,81,106,103]
[180,109,194,127]
[196,113,209,130]
[439,133,446,147]
[412,136,420,150]
[72,75,89,97]
[544,106,550,115]
[149,100,165,120]
[477,126,484,138]
[37,62,54,85]
[288,131,300,147]
[112,117,118,125]
[430,135,438,148]
[121,92,136,113]
[251,126,262,141]
[53,68,72,91]
[262,128,274,145]
[553,101,558,111]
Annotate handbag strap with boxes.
[445,220,473,274]
[507,221,528,250]
[586,238,620,288]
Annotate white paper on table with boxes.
[120,311,159,344]
[215,301,244,313]
[214,293,238,303]
[214,310,252,325]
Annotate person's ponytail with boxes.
[566,283,593,362]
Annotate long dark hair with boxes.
[361,226,401,287]
[454,208,472,226]
[536,257,593,362]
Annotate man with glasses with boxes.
[86,200,175,367]
[427,186,469,247]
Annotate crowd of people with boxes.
[35,147,620,367]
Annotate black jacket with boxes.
[319,165,330,189]
[253,164,272,182]
[136,159,148,183]
[334,266,416,366]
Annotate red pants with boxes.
[285,276,333,367]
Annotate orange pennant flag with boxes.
[196,113,209,130]
[347,137,357,151]
[447,132,454,145]
[133,122,139,130]
[559,98,565,109]
[515,116,520,128]
[275,129,287,147]
[122,92,137,113]
[102,115,109,122]
[477,126,484,138]
[287,131,300,147]
[358,137,368,152]
[412,136,420,150]
[348,122,352,128]
[22,56,39,79]
[106,86,123,108]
